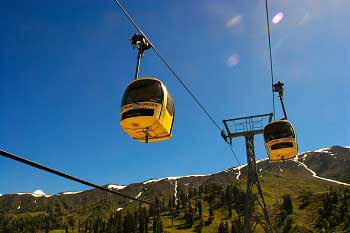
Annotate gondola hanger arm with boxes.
[273,81,288,120]
[130,34,152,79]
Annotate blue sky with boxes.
[0,0,349,194]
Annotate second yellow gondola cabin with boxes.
[120,77,175,142]
[263,119,298,162]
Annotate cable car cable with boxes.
[263,3,298,163]
[263,2,296,226]
[261,1,281,225]
[0,149,171,211]
[113,0,221,132]
[227,143,242,166]
[264,0,276,120]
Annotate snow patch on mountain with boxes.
[232,158,268,180]
[135,191,143,199]
[33,190,47,196]
[167,175,208,180]
[129,191,143,203]
[223,157,269,180]
[234,164,247,180]
[314,147,331,153]
[314,147,340,157]
[143,158,269,184]
[107,184,127,190]
[62,191,82,195]
[294,160,350,186]
[174,180,178,205]
[233,164,248,171]
[55,191,83,196]
[301,147,349,159]
[17,190,52,197]
[256,158,269,163]
[143,175,208,184]
[225,164,247,179]
[0,194,2,197]
[235,170,241,180]
[143,178,166,184]
[295,152,310,161]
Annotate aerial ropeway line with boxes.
[0,149,171,211]
[262,0,298,163]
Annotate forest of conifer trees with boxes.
[2,184,350,232]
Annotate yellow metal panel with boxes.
[266,139,298,162]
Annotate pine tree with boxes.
[199,185,203,195]
[225,222,229,233]
[168,195,173,209]
[282,216,293,233]
[68,216,75,232]
[157,217,163,233]
[231,218,243,233]
[282,194,293,215]
[139,211,145,233]
[218,222,225,233]
[196,218,203,233]
[209,201,214,217]
[188,200,193,213]
[189,188,194,199]
[194,187,198,197]
[152,216,157,233]
[162,199,165,213]
[197,200,203,217]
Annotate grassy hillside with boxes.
[1,146,350,232]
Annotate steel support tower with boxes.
[222,113,274,233]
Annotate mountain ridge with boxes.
[2,146,349,199]
[1,145,350,232]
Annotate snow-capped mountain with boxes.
[1,146,349,214]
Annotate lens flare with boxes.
[272,12,284,24]
[299,12,310,25]
[227,54,240,67]
[226,15,242,28]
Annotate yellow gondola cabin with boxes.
[263,119,298,162]
[120,77,174,143]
